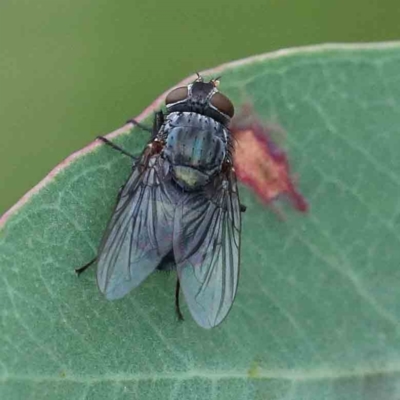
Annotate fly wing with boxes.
[173,167,241,328]
[97,154,174,300]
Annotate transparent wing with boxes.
[173,167,242,328]
[97,154,174,300]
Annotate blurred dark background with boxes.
[1,0,399,215]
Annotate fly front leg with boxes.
[127,110,164,140]
[152,111,165,140]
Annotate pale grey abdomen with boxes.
[162,112,228,190]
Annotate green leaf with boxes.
[2,42,400,399]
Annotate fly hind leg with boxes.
[157,251,175,272]
[175,278,184,322]
[156,251,184,322]
[75,182,126,276]
[75,257,96,276]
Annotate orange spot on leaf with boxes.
[231,105,308,212]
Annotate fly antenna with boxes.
[211,75,221,87]
[195,72,204,82]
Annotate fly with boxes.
[76,75,245,329]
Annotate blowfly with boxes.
[76,75,245,329]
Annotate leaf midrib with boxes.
[2,364,400,384]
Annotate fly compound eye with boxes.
[165,87,189,105]
[210,92,235,118]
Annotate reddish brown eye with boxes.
[210,92,235,117]
[165,86,188,105]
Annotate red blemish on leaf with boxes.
[230,105,308,213]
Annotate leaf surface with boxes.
[2,43,400,399]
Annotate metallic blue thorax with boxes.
[161,111,228,190]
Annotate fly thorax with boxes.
[162,112,228,190]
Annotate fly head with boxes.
[165,75,234,126]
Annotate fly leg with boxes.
[151,111,164,140]
[75,257,96,276]
[96,136,137,160]
[75,183,126,276]
[175,278,184,322]
[127,110,165,140]
[126,118,152,133]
